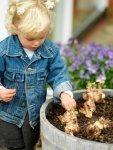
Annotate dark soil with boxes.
[46,96,113,143]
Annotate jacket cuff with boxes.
[0,85,6,89]
[63,91,73,98]
[53,81,73,103]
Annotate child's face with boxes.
[18,32,47,50]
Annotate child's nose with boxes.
[32,41,40,47]
[33,39,43,46]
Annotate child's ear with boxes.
[11,24,19,34]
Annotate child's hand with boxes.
[60,92,76,111]
[0,88,16,102]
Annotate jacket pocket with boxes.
[4,71,24,82]
[37,70,47,81]
[4,71,24,90]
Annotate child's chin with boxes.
[30,48,38,51]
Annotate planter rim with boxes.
[40,89,113,145]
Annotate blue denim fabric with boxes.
[0,35,72,128]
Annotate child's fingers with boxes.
[71,99,76,106]
[65,104,75,111]
[2,89,16,96]
[3,98,13,102]
[5,93,16,98]
[0,89,16,102]
[2,94,15,102]
[6,89,16,94]
[62,99,76,111]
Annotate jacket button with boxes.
[27,68,33,71]
[21,101,26,107]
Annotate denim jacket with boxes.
[0,35,72,128]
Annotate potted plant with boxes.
[40,87,113,150]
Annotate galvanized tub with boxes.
[40,89,113,150]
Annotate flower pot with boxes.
[40,89,113,150]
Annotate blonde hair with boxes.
[6,0,54,39]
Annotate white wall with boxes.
[0,0,9,41]
[53,0,74,44]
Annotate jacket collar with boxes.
[6,35,53,58]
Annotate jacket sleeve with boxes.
[47,46,73,101]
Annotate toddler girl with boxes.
[0,0,76,149]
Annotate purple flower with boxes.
[107,49,113,59]
[105,60,113,68]
[85,60,92,67]
[88,65,99,74]
[79,70,90,79]
[56,41,113,89]
[96,73,106,81]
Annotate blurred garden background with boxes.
[0,0,113,150]
[53,0,113,90]
[0,0,113,91]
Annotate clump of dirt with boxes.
[46,96,113,143]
